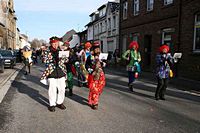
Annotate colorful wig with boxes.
[129,41,139,50]
[85,42,92,49]
[159,44,170,53]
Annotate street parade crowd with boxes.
[21,36,180,112]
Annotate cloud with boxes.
[15,0,109,13]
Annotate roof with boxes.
[98,4,106,11]
[62,29,76,42]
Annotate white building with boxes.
[86,1,120,53]
[19,34,30,49]
[106,2,120,53]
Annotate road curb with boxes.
[0,64,23,103]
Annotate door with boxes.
[144,35,152,70]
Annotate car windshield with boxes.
[0,50,13,57]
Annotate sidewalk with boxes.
[0,63,23,103]
[106,66,200,94]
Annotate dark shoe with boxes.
[93,105,98,110]
[56,104,66,110]
[48,106,55,112]
[24,71,28,75]
[69,89,73,96]
[129,85,133,92]
[160,97,165,100]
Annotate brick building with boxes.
[119,0,200,80]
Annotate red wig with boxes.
[85,42,92,49]
[159,44,170,53]
[129,41,139,50]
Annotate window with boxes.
[113,16,116,29]
[108,18,111,30]
[194,13,200,51]
[105,20,107,31]
[147,0,154,11]
[133,0,139,16]
[162,28,175,53]
[100,23,102,33]
[164,0,173,5]
[123,1,128,20]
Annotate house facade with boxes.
[119,0,200,80]
[85,1,120,53]
[0,0,17,50]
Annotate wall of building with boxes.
[178,0,200,80]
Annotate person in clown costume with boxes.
[86,43,106,110]
[78,42,92,85]
[155,44,178,101]
[40,36,68,112]
[122,41,141,92]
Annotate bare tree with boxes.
[30,38,47,49]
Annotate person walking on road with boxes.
[78,42,92,84]
[87,43,106,110]
[40,36,68,112]
[22,46,32,75]
[155,44,178,101]
[122,41,141,92]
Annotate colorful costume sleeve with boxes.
[122,50,130,60]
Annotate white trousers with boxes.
[48,77,66,106]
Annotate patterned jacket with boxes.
[156,53,173,79]
[41,47,68,80]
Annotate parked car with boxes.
[0,50,16,68]
[13,49,21,63]
[0,54,4,73]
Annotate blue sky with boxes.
[14,0,110,41]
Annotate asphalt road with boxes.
[0,63,199,133]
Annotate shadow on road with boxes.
[65,92,88,106]
[106,75,200,103]
[11,80,49,108]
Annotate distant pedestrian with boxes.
[40,36,68,112]
[32,48,38,64]
[113,49,120,66]
[22,46,32,75]
[122,41,141,92]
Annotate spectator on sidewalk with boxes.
[113,49,120,66]
[40,36,68,112]
[122,41,141,92]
